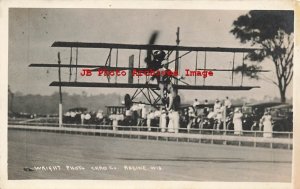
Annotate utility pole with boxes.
[175,27,180,85]
[58,52,63,127]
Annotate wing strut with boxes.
[231,52,235,86]
[203,51,207,86]
[195,51,198,85]
[115,49,119,83]
[75,47,78,82]
[69,47,73,82]
[241,53,245,86]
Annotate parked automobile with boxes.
[241,102,282,130]
[269,104,293,131]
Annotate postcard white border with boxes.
[0,0,298,189]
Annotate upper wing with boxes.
[29,63,149,71]
[52,41,260,53]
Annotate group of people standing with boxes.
[108,86,181,133]
[189,97,232,131]
[232,108,273,137]
[191,97,273,138]
[146,87,181,133]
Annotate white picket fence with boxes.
[8,123,293,150]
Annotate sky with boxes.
[8,8,293,101]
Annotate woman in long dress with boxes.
[168,110,174,133]
[172,110,180,134]
[147,110,155,131]
[160,109,167,132]
[260,112,273,138]
[233,109,243,135]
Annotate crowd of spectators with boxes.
[61,96,291,138]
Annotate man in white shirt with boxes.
[224,96,232,114]
[224,96,232,108]
[214,99,221,113]
[207,108,216,119]
[84,112,91,125]
[96,110,103,120]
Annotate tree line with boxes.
[8,91,291,115]
[8,92,122,115]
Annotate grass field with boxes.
[8,130,292,181]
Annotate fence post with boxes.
[270,133,273,149]
[211,129,214,144]
[270,141,273,149]
[223,128,227,145]
[254,131,257,148]
[288,132,291,150]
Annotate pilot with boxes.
[152,50,166,70]
[148,50,172,99]
[146,50,166,75]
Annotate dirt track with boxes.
[8,130,292,181]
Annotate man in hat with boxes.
[214,99,221,113]
[187,106,196,132]
[224,96,232,115]
[193,98,200,108]
[96,110,104,124]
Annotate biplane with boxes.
[29,28,268,113]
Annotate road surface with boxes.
[8,130,292,181]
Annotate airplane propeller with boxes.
[145,31,159,67]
